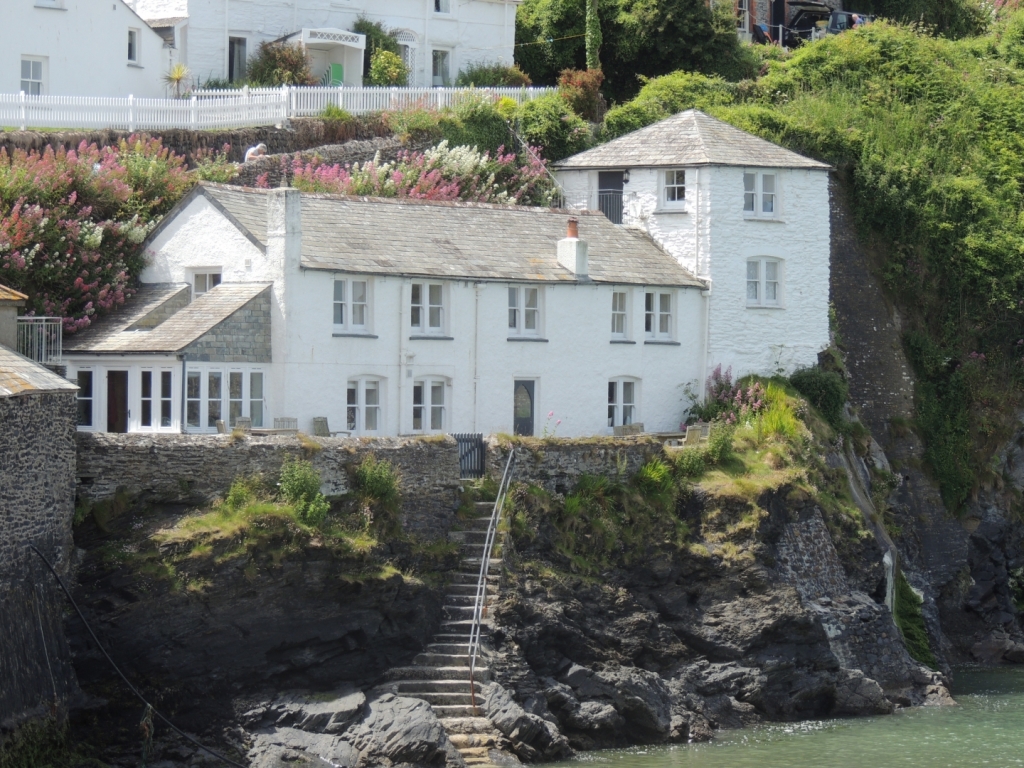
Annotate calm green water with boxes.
[560,668,1024,768]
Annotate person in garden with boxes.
[244,143,268,163]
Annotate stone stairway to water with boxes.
[384,501,504,766]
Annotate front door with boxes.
[513,380,535,436]
[107,370,129,433]
[597,171,625,225]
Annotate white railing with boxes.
[0,86,556,132]
[17,317,62,364]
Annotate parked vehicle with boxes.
[782,2,874,47]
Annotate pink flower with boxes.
[548,411,554,418]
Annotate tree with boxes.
[352,17,400,78]
[368,49,409,86]
[163,62,191,98]
[586,0,602,70]
[246,41,316,86]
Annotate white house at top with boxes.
[64,184,706,437]
[554,109,833,379]
[5,0,169,97]
[126,0,519,89]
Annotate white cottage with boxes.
[554,109,832,379]
[5,0,169,97]
[126,0,519,89]
[64,184,707,437]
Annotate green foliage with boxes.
[586,0,602,70]
[368,49,409,86]
[246,41,316,86]
[439,96,513,154]
[790,367,849,429]
[0,719,71,768]
[601,70,736,139]
[191,143,238,182]
[352,454,402,537]
[671,421,735,479]
[320,103,353,122]
[353,16,400,77]
[674,447,707,478]
[862,0,989,38]
[514,92,591,160]
[279,457,329,526]
[456,62,533,86]
[894,572,938,667]
[225,475,264,512]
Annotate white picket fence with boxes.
[0,85,555,132]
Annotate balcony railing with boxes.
[17,317,62,364]
[598,190,624,225]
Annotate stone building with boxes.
[0,344,79,732]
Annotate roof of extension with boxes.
[65,282,270,355]
[0,283,28,304]
[0,346,77,398]
[190,185,704,288]
[553,109,832,171]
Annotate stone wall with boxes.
[484,436,664,495]
[182,289,272,363]
[75,433,462,535]
[0,391,79,732]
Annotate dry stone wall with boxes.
[75,433,462,535]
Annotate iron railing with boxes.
[598,189,624,224]
[17,317,62,364]
[468,449,517,712]
[452,433,486,478]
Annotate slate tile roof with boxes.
[64,284,189,353]
[202,185,704,288]
[0,283,28,303]
[554,109,832,171]
[65,283,271,355]
[0,346,77,398]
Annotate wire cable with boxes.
[29,545,249,768]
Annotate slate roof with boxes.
[146,16,188,28]
[65,283,270,355]
[0,283,28,303]
[200,185,704,288]
[0,346,77,398]
[554,109,832,171]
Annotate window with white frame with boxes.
[736,0,750,31]
[184,366,265,431]
[508,286,541,336]
[432,50,451,86]
[611,290,628,338]
[128,29,140,63]
[334,278,370,333]
[76,370,93,427]
[20,57,44,95]
[140,369,173,428]
[644,291,673,339]
[411,282,445,335]
[746,258,782,307]
[347,378,381,434]
[662,170,686,208]
[608,379,639,427]
[743,171,778,217]
[434,0,452,13]
[413,379,446,432]
[193,271,221,297]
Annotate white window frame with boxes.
[137,367,176,432]
[743,171,780,218]
[76,368,95,428]
[608,378,640,429]
[410,281,447,336]
[183,365,268,433]
[333,277,372,334]
[434,0,452,14]
[644,290,674,340]
[611,289,629,340]
[431,49,451,86]
[737,0,750,32]
[746,258,783,308]
[191,270,222,298]
[128,28,140,63]
[412,378,448,433]
[346,377,383,435]
[20,56,45,95]
[660,169,687,210]
[508,285,542,337]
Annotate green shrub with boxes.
[246,41,316,86]
[456,62,532,86]
[439,96,513,154]
[704,421,735,465]
[191,144,238,183]
[790,367,849,430]
[320,103,353,122]
[353,16,400,77]
[368,49,409,86]
[514,93,591,161]
[224,475,262,511]
[385,107,443,142]
[674,447,707,478]
[760,402,800,440]
[601,71,736,140]
[558,68,605,122]
[353,454,402,537]
[279,457,329,525]
[630,458,676,510]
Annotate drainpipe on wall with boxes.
[398,281,407,434]
[224,0,230,80]
[700,282,711,402]
[179,356,186,433]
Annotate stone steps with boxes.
[393,679,482,694]
[425,643,473,655]
[385,666,488,682]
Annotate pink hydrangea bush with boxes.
[0,136,191,332]
[689,365,769,424]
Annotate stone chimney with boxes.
[557,217,589,278]
[267,187,302,274]
[0,284,27,351]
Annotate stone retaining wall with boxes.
[75,433,462,536]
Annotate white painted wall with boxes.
[4,0,170,97]
[75,191,706,437]
[557,164,831,380]
[128,0,518,88]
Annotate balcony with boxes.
[598,189,624,225]
[17,317,62,364]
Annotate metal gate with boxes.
[451,433,485,478]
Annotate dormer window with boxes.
[662,169,686,209]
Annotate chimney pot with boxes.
[567,217,579,239]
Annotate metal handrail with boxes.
[468,448,517,712]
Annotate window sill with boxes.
[610,339,636,344]
[654,206,689,214]
[743,215,785,223]
[644,339,681,346]
[128,63,144,69]
[333,332,378,338]
[746,304,785,310]
[34,4,67,9]
[507,336,548,342]
[409,334,454,340]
